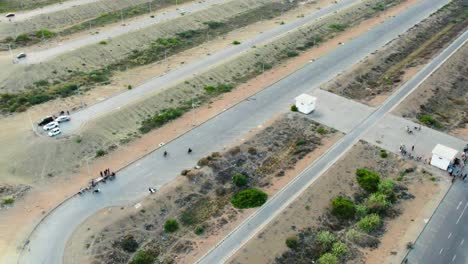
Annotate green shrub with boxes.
[120,235,138,252]
[356,168,381,193]
[286,50,299,57]
[15,34,31,43]
[99,40,107,45]
[328,24,346,31]
[232,173,248,187]
[331,196,355,220]
[232,40,241,45]
[331,241,348,257]
[176,30,200,39]
[128,85,133,90]
[379,149,388,158]
[365,193,391,214]
[231,188,268,209]
[2,197,14,204]
[316,230,335,250]
[318,253,338,264]
[418,114,443,128]
[195,225,205,235]
[296,139,306,146]
[285,236,299,249]
[36,29,55,39]
[355,204,368,219]
[378,179,396,201]
[180,212,196,226]
[316,127,327,135]
[291,105,298,112]
[129,250,156,264]
[203,21,224,29]
[95,149,107,157]
[346,228,363,242]
[357,214,381,233]
[203,83,233,95]
[139,107,187,133]
[164,219,179,233]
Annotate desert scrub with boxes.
[95,149,107,157]
[379,149,388,158]
[316,230,336,250]
[291,105,299,112]
[356,168,381,193]
[2,197,14,204]
[119,235,139,252]
[417,114,443,129]
[164,219,179,233]
[129,250,157,264]
[139,107,187,133]
[331,241,348,257]
[203,83,234,95]
[232,40,241,45]
[231,188,268,209]
[357,213,381,233]
[365,193,391,214]
[331,196,355,220]
[318,253,338,264]
[285,236,299,249]
[232,173,248,187]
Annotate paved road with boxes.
[39,0,358,134]
[17,1,457,263]
[405,178,468,264]
[17,0,228,63]
[196,18,467,264]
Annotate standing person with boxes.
[163,151,168,157]
[67,110,70,115]
[100,171,103,177]
[412,145,415,151]
[188,148,192,154]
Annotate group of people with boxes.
[449,144,468,183]
[399,144,422,161]
[99,168,116,180]
[77,168,116,195]
[163,147,192,157]
[405,125,421,135]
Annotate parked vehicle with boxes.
[38,116,54,126]
[16,52,26,59]
[48,127,61,137]
[43,121,59,131]
[55,115,71,123]
[5,13,15,18]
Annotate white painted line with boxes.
[456,203,467,224]
[452,255,456,262]
[439,248,444,255]
[461,239,464,246]
[134,203,141,209]
[457,201,462,210]
[448,232,452,239]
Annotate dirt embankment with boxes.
[0,0,286,92]
[324,0,467,106]
[0,0,194,40]
[64,114,340,264]
[229,141,450,264]
[0,0,62,13]
[394,44,468,140]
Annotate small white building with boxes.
[430,144,458,170]
[295,94,317,114]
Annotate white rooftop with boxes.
[295,94,317,104]
[431,144,458,159]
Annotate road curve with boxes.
[57,0,361,134]
[196,26,468,264]
[17,1,457,264]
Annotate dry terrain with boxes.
[394,44,468,140]
[64,114,342,264]
[229,141,450,264]
[324,0,467,107]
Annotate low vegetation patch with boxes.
[231,188,268,209]
[164,219,179,233]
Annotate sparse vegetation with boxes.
[129,250,157,264]
[231,188,268,209]
[316,230,336,250]
[232,40,241,45]
[357,213,381,233]
[139,107,187,133]
[291,105,298,112]
[331,196,355,220]
[379,149,388,158]
[318,253,338,264]
[95,149,107,157]
[2,197,14,205]
[328,23,346,31]
[120,235,138,252]
[356,168,381,193]
[164,219,179,233]
[418,114,443,129]
[285,236,299,249]
[232,173,248,187]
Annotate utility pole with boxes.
[8,43,14,63]
[149,1,152,13]
[121,10,124,25]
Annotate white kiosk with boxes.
[295,94,317,114]
[430,144,458,170]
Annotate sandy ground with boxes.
[0,0,418,259]
[229,141,451,264]
[394,44,468,141]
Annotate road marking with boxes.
[456,201,462,210]
[456,203,467,224]
[448,232,452,239]
[452,255,456,262]
[439,248,444,255]
[461,239,464,246]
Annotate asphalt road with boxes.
[197,18,467,264]
[405,167,468,264]
[17,1,458,263]
[51,0,359,135]
[17,0,228,64]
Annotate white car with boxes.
[48,127,61,137]
[43,121,59,131]
[5,13,15,18]
[55,115,71,123]
[16,52,26,59]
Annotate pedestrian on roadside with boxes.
[452,177,456,184]
[107,168,110,175]
[412,145,415,151]
[100,171,103,177]
[67,110,70,115]
[163,151,168,157]
[188,148,192,154]
[463,174,467,181]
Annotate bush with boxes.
[285,236,299,249]
[203,83,233,95]
[355,204,368,219]
[331,241,348,257]
[231,188,268,209]
[120,235,138,252]
[195,225,205,235]
[328,23,346,31]
[180,212,195,226]
[36,29,55,39]
[418,114,443,128]
[318,253,338,264]
[316,127,327,135]
[164,219,179,233]
[379,149,388,158]
[204,21,224,29]
[365,193,391,214]
[139,107,187,133]
[346,228,362,242]
[232,40,241,45]
[232,173,248,187]
[2,197,14,204]
[286,50,299,57]
[331,196,355,220]
[95,149,107,157]
[15,34,31,43]
[129,250,156,264]
[316,230,336,250]
[357,214,381,233]
[99,40,107,45]
[378,179,396,202]
[291,105,298,112]
[356,168,381,193]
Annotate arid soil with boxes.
[64,114,341,264]
[229,141,450,264]
[394,44,468,140]
[324,0,467,106]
